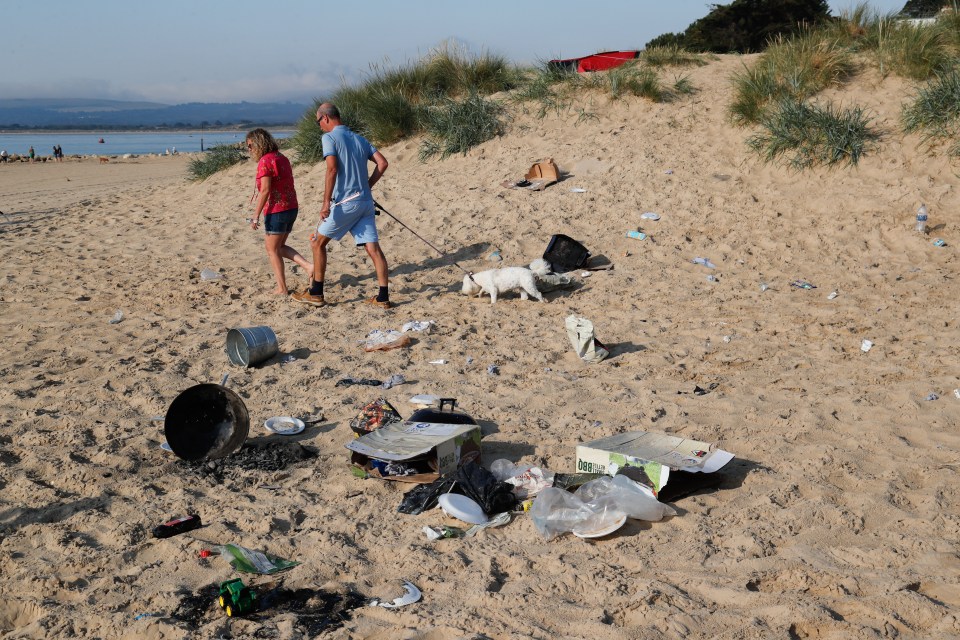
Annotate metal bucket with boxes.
[226,326,278,367]
[164,383,250,461]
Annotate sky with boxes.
[1,0,909,105]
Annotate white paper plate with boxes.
[572,514,627,539]
[640,212,661,221]
[438,493,488,525]
[264,416,306,435]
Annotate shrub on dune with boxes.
[187,144,247,181]
[748,98,877,168]
[902,69,960,155]
[418,94,505,161]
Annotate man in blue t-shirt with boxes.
[293,103,392,309]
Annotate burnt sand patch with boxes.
[176,441,317,486]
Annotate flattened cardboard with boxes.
[346,420,481,483]
[575,430,734,494]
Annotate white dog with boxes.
[462,267,545,304]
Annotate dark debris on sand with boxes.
[176,441,317,486]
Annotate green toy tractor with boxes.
[217,578,255,617]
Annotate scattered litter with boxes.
[349,398,403,436]
[535,271,576,293]
[581,271,591,277]
[566,315,609,364]
[429,359,448,365]
[791,280,817,290]
[570,187,587,193]
[369,581,421,609]
[160,442,173,452]
[152,514,202,539]
[827,291,839,300]
[543,234,590,273]
[706,274,717,282]
[760,283,769,292]
[712,173,731,181]
[108,309,124,324]
[722,335,732,343]
[640,212,660,221]
[280,354,298,365]
[692,257,716,269]
[423,525,464,540]
[487,364,500,376]
[491,459,554,499]
[465,356,474,365]
[933,238,946,247]
[337,377,382,387]
[401,320,435,333]
[487,250,502,262]
[693,382,720,396]
[626,231,647,240]
[361,330,411,352]
[953,389,960,400]
[409,394,440,407]
[925,393,939,401]
[465,511,512,537]
[861,339,873,352]
[150,415,165,422]
[531,475,675,540]
[216,543,300,575]
[381,374,405,389]
[200,268,222,281]
[133,613,163,621]
[664,169,674,175]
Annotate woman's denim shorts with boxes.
[264,208,298,235]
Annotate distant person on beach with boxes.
[28,146,35,163]
[246,128,312,295]
[55,145,63,162]
[292,103,391,309]
[0,150,7,163]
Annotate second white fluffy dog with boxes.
[462,267,545,304]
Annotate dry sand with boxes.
[1,55,958,639]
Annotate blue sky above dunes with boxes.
[2,1,907,104]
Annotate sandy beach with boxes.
[1,55,959,639]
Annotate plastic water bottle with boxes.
[916,204,928,233]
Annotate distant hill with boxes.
[0,98,311,130]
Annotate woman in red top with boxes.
[246,128,312,295]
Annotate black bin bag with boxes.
[543,234,590,272]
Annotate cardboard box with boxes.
[575,430,734,494]
[346,420,481,483]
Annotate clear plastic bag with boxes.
[575,475,676,522]
[530,476,677,540]
[529,488,596,540]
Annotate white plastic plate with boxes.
[438,493,488,525]
[264,416,306,435]
[573,513,627,539]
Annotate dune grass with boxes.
[640,45,709,67]
[418,94,505,160]
[291,45,519,162]
[187,144,247,181]
[902,69,960,155]
[747,98,877,168]
[731,31,853,124]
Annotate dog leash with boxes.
[373,200,477,285]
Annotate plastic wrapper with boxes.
[490,459,554,499]
[397,477,456,515]
[530,488,598,540]
[575,475,676,522]
[349,397,402,435]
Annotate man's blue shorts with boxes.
[316,199,379,245]
[264,208,298,235]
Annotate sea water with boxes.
[0,130,292,157]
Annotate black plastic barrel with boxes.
[408,398,477,425]
[164,384,250,461]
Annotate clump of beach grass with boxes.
[640,45,709,67]
[606,63,664,101]
[418,93,505,160]
[747,98,876,168]
[187,144,247,181]
[902,69,960,155]
[730,31,853,124]
[291,45,519,161]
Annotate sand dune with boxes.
[1,55,958,639]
